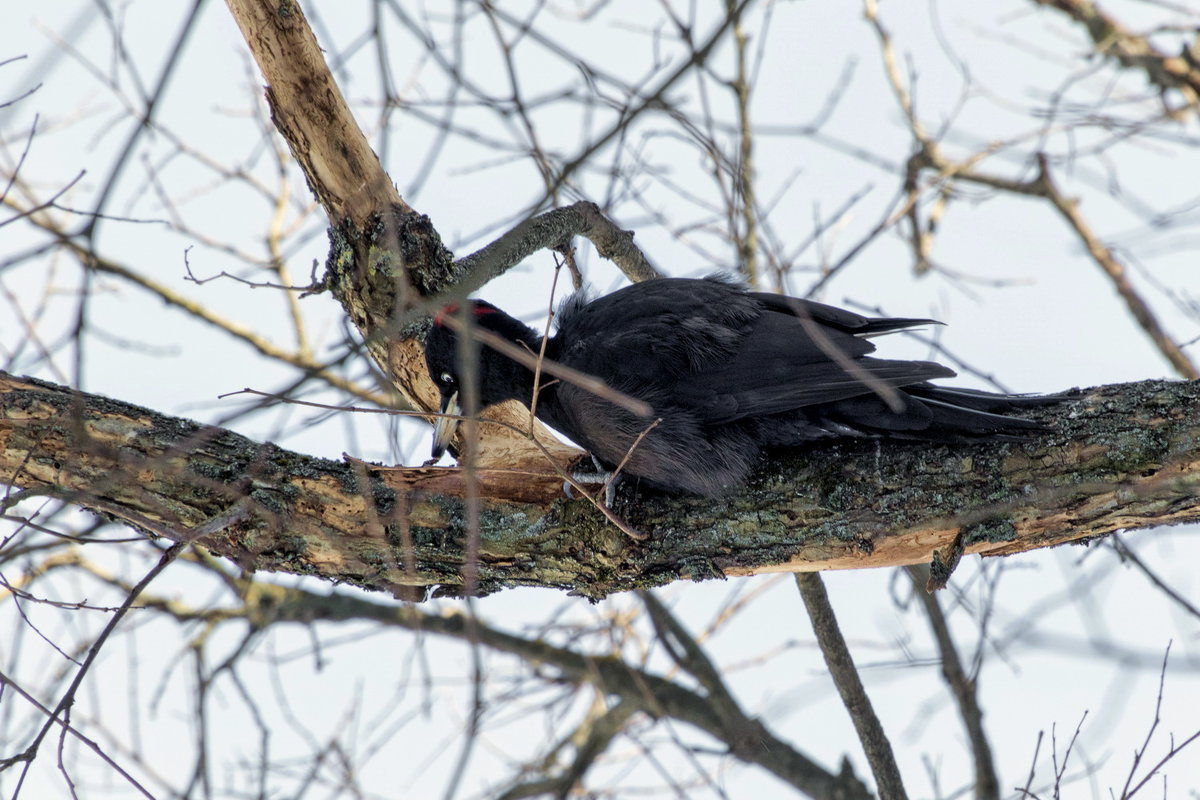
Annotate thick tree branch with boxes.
[3,371,1198,598]
[224,0,406,224]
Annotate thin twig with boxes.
[796,573,908,800]
[0,542,183,798]
[1111,536,1200,621]
[905,564,1000,800]
[1119,643,1200,799]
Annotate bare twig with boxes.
[906,564,1000,800]
[0,542,182,797]
[864,0,1199,380]
[0,666,156,799]
[1049,713,1089,798]
[796,572,908,800]
[1119,643,1200,799]
[1031,0,1200,107]
[495,697,638,800]
[726,0,759,285]
[1111,536,1200,621]
[1031,154,1198,379]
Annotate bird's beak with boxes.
[431,391,459,459]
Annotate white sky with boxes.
[2,1,1198,798]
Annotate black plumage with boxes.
[425,276,1051,497]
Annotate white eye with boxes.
[440,372,453,384]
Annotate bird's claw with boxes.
[564,456,621,507]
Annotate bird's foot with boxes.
[563,455,623,507]
[562,458,647,541]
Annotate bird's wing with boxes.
[553,277,949,425]
[748,292,938,335]
[667,299,954,424]
[553,278,764,382]
[676,359,956,424]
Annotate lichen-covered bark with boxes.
[205,2,1200,598]
[225,0,578,472]
[3,372,1197,599]
[321,211,581,471]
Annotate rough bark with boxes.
[38,1,1176,600]
[222,0,581,472]
[3,371,1197,599]
[224,0,406,223]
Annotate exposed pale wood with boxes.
[223,0,579,471]
[4,372,1197,598]
[224,0,405,223]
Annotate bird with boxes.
[424,275,1053,497]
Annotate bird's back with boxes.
[538,276,1049,495]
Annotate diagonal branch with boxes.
[224,0,406,224]
[1029,155,1198,380]
[797,573,908,800]
[1031,0,1200,106]
[905,565,999,800]
[451,201,661,293]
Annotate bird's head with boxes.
[424,299,540,459]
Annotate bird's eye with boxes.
[439,372,454,385]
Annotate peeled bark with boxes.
[224,0,580,472]
[11,1,1173,599]
[3,371,1196,599]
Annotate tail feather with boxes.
[916,396,1049,437]
[909,384,1065,413]
[817,385,1060,442]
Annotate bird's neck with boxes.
[478,324,547,408]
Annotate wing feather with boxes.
[552,276,954,427]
